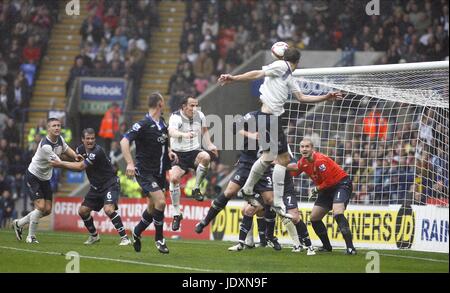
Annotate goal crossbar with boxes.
[294,61,449,76]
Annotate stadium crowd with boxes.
[66,0,159,107]
[0,0,448,224]
[0,0,60,226]
[168,0,449,110]
[291,105,449,206]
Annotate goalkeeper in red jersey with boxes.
[290,138,356,255]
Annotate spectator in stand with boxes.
[0,82,11,115]
[363,107,388,141]
[0,189,17,228]
[277,15,296,42]
[80,9,104,45]
[193,50,214,94]
[66,56,88,94]
[21,36,41,64]
[2,118,20,146]
[169,75,190,113]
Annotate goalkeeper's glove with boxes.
[308,187,319,200]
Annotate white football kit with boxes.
[168,110,206,152]
[28,135,68,181]
[259,60,301,116]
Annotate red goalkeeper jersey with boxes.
[292,151,348,190]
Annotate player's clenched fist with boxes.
[126,162,135,178]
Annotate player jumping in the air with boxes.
[168,96,217,231]
[218,47,341,218]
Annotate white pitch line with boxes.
[379,253,449,264]
[0,246,223,272]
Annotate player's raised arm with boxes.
[293,91,342,103]
[218,70,265,86]
[120,136,135,178]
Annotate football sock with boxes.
[203,194,230,225]
[334,214,355,249]
[312,220,332,250]
[152,209,164,242]
[239,215,253,242]
[256,216,267,244]
[81,214,97,236]
[17,210,32,227]
[169,182,181,215]
[264,208,276,239]
[272,164,286,207]
[134,209,153,237]
[245,225,254,244]
[108,211,126,238]
[282,218,301,246]
[195,164,208,189]
[29,209,43,237]
[296,220,312,247]
[242,158,270,195]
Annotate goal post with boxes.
[285,61,449,252]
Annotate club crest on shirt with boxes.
[88,153,96,161]
[319,164,326,172]
[157,133,168,144]
[53,145,63,155]
[132,123,141,131]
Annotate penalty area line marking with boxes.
[379,252,449,264]
[0,246,224,272]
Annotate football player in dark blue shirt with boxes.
[120,92,178,254]
[50,128,130,246]
[194,111,282,248]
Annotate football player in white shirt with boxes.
[13,118,82,243]
[218,47,341,217]
[167,96,218,231]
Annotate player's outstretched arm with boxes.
[63,146,84,162]
[218,70,265,86]
[286,162,298,172]
[293,91,342,103]
[50,160,86,171]
[120,137,135,178]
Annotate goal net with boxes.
[284,61,449,251]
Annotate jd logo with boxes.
[66,0,80,16]
[211,210,226,241]
[395,205,415,249]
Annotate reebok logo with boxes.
[83,85,122,96]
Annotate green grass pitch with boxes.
[0,230,448,273]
